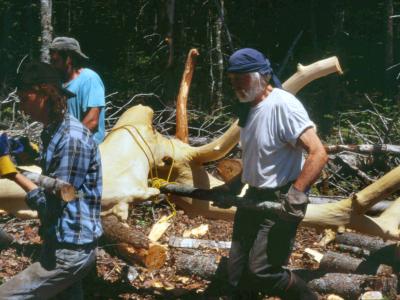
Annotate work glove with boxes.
[9,136,40,165]
[0,133,18,177]
[210,184,234,209]
[280,185,309,222]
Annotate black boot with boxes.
[280,273,319,300]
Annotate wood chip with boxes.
[182,224,208,238]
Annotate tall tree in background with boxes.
[385,0,394,97]
[40,0,52,63]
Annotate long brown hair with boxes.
[33,83,67,123]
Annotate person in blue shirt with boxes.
[49,36,106,144]
[0,62,102,299]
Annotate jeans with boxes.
[0,240,96,300]
[227,186,300,297]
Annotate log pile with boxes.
[168,231,400,299]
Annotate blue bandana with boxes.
[227,48,282,88]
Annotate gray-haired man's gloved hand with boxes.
[210,184,234,209]
[280,185,309,222]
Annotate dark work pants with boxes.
[227,187,300,297]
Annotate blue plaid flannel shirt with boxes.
[25,114,103,245]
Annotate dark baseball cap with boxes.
[16,62,75,98]
[50,37,89,59]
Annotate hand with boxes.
[210,185,234,209]
[280,185,309,222]
[0,134,17,178]
[9,136,40,164]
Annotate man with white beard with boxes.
[217,48,327,299]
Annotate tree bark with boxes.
[214,0,224,110]
[385,0,394,97]
[308,273,398,300]
[20,170,76,202]
[40,0,53,63]
[334,232,400,267]
[319,251,395,275]
[101,215,167,269]
[169,236,231,249]
[334,232,397,253]
[174,251,222,279]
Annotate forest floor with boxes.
[0,202,335,300]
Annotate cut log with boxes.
[174,251,223,279]
[308,273,398,300]
[216,159,242,183]
[318,251,394,275]
[101,214,149,249]
[116,242,167,270]
[176,48,199,143]
[169,236,231,249]
[334,232,400,267]
[335,232,397,253]
[101,215,167,269]
[19,169,76,202]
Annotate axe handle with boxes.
[18,169,76,202]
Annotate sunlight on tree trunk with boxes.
[40,0,53,63]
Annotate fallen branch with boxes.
[333,155,375,184]
[325,144,400,154]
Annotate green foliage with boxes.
[1,0,400,119]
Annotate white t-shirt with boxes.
[240,88,314,188]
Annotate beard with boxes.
[235,73,264,103]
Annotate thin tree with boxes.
[40,0,53,63]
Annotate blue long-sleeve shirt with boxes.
[26,114,103,245]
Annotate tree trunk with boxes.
[308,273,398,300]
[385,0,394,97]
[40,0,53,63]
[214,0,224,110]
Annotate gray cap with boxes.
[49,37,89,59]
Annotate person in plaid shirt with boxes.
[0,62,102,299]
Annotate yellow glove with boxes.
[0,155,17,177]
[0,134,17,177]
